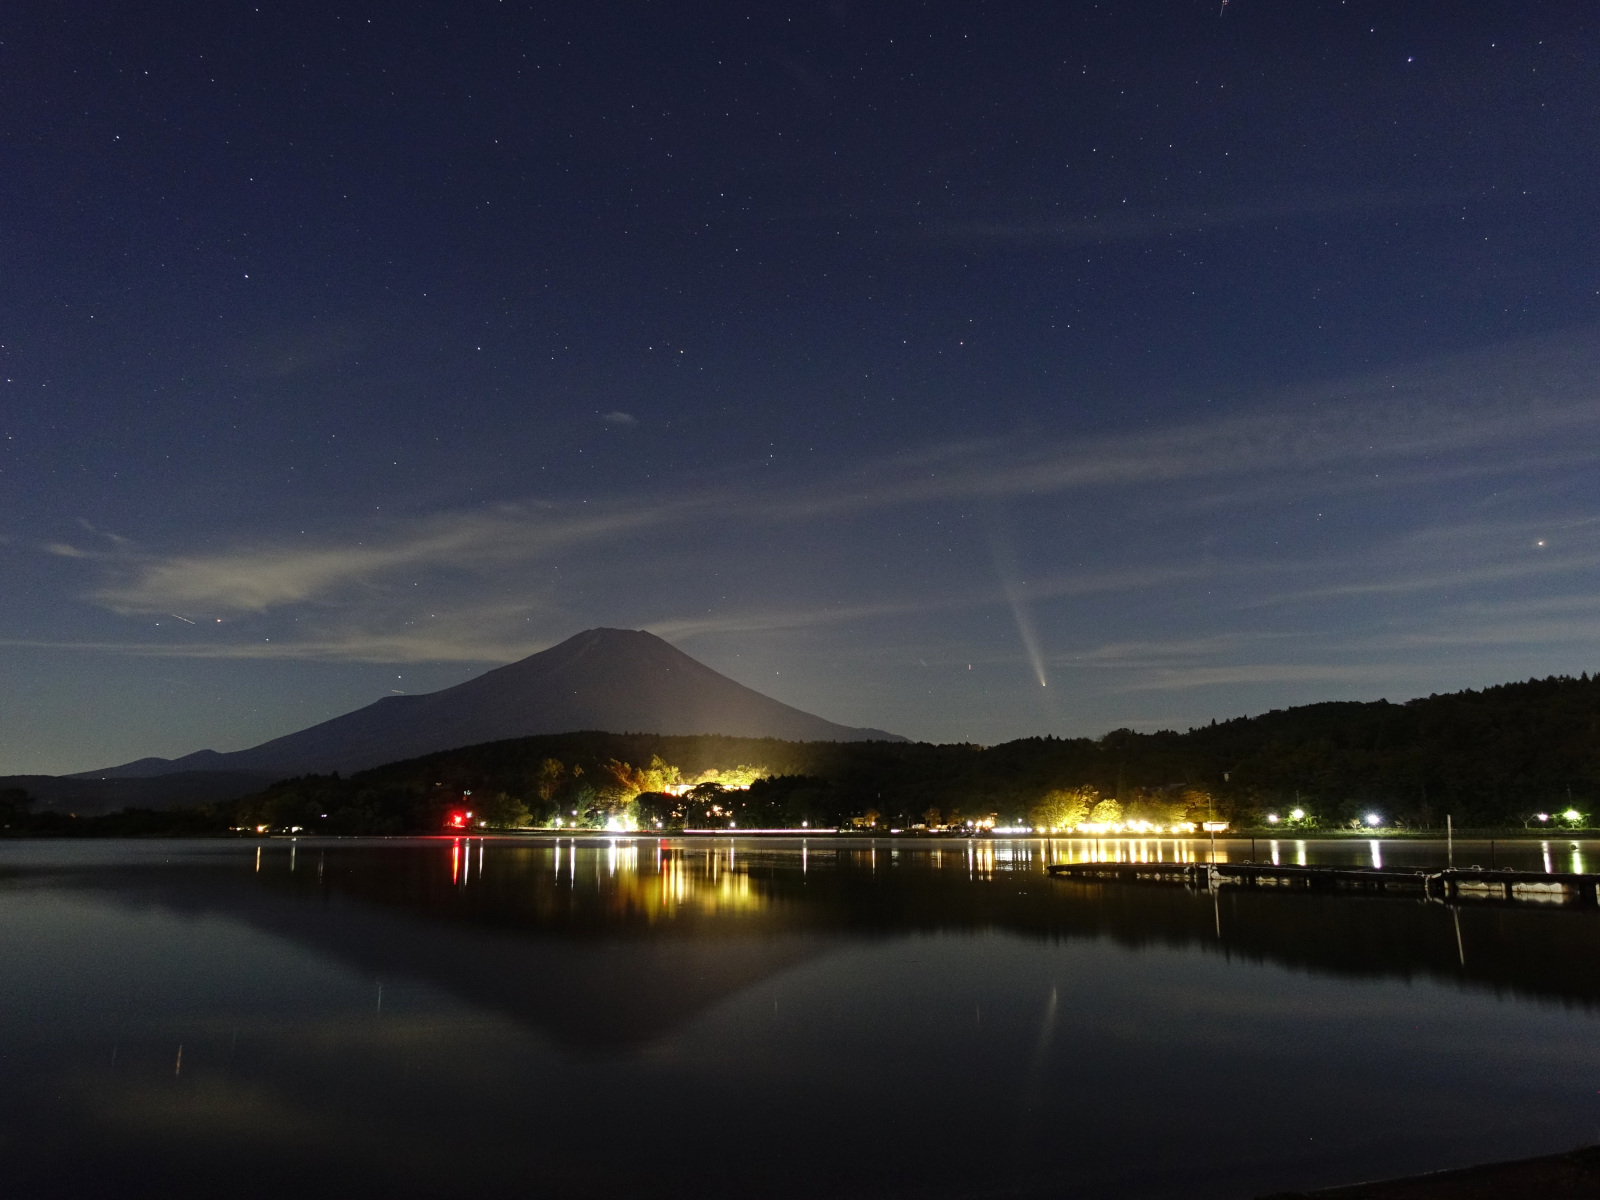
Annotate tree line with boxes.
[5,672,1599,835]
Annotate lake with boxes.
[3,835,1599,1199]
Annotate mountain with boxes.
[1,770,279,816]
[77,628,902,780]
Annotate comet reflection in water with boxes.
[3,835,1600,1200]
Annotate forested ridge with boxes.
[5,673,1598,834]
[223,672,1600,832]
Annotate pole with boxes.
[1209,826,1216,865]
[1447,814,1453,869]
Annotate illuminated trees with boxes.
[534,758,567,801]
[690,764,769,790]
[1029,787,1098,831]
[1087,798,1124,825]
[1123,787,1204,827]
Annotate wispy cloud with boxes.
[0,630,544,664]
[77,502,702,616]
[1250,516,1600,608]
[1070,633,1296,664]
[1122,663,1412,692]
[646,564,1225,643]
[36,329,1600,665]
[744,337,1600,530]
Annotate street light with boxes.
[1365,813,1381,827]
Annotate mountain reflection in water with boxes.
[244,836,1600,1041]
[3,836,1600,1200]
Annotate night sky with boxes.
[3,1,1598,774]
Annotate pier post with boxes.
[1446,815,1453,868]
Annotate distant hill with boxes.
[0,770,278,817]
[75,628,902,781]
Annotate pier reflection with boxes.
[7,835,1600,1200]
[33,835,1600,1051]
[227,835,1600,1035]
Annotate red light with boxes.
[447,811,468,828]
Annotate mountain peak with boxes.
[79,628,902,779]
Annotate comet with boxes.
[988,525,1049,690]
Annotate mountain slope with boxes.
[78,628,901,779]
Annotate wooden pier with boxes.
[1046,860,1600,906]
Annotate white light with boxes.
[1365,813,1381,826]
[1266,814,1279,824]
[1290,808,1305,820]
[1565,809,1582,822]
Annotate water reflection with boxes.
[191,834,1600,1034]
[6,836,1600,1200]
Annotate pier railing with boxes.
[1046,860,1600,906]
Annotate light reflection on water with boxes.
[3,835,1600,1200]
[400,833,1600,918]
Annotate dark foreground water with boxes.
[3,836,1600,1200]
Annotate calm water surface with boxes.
[3,835,1600,1199]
